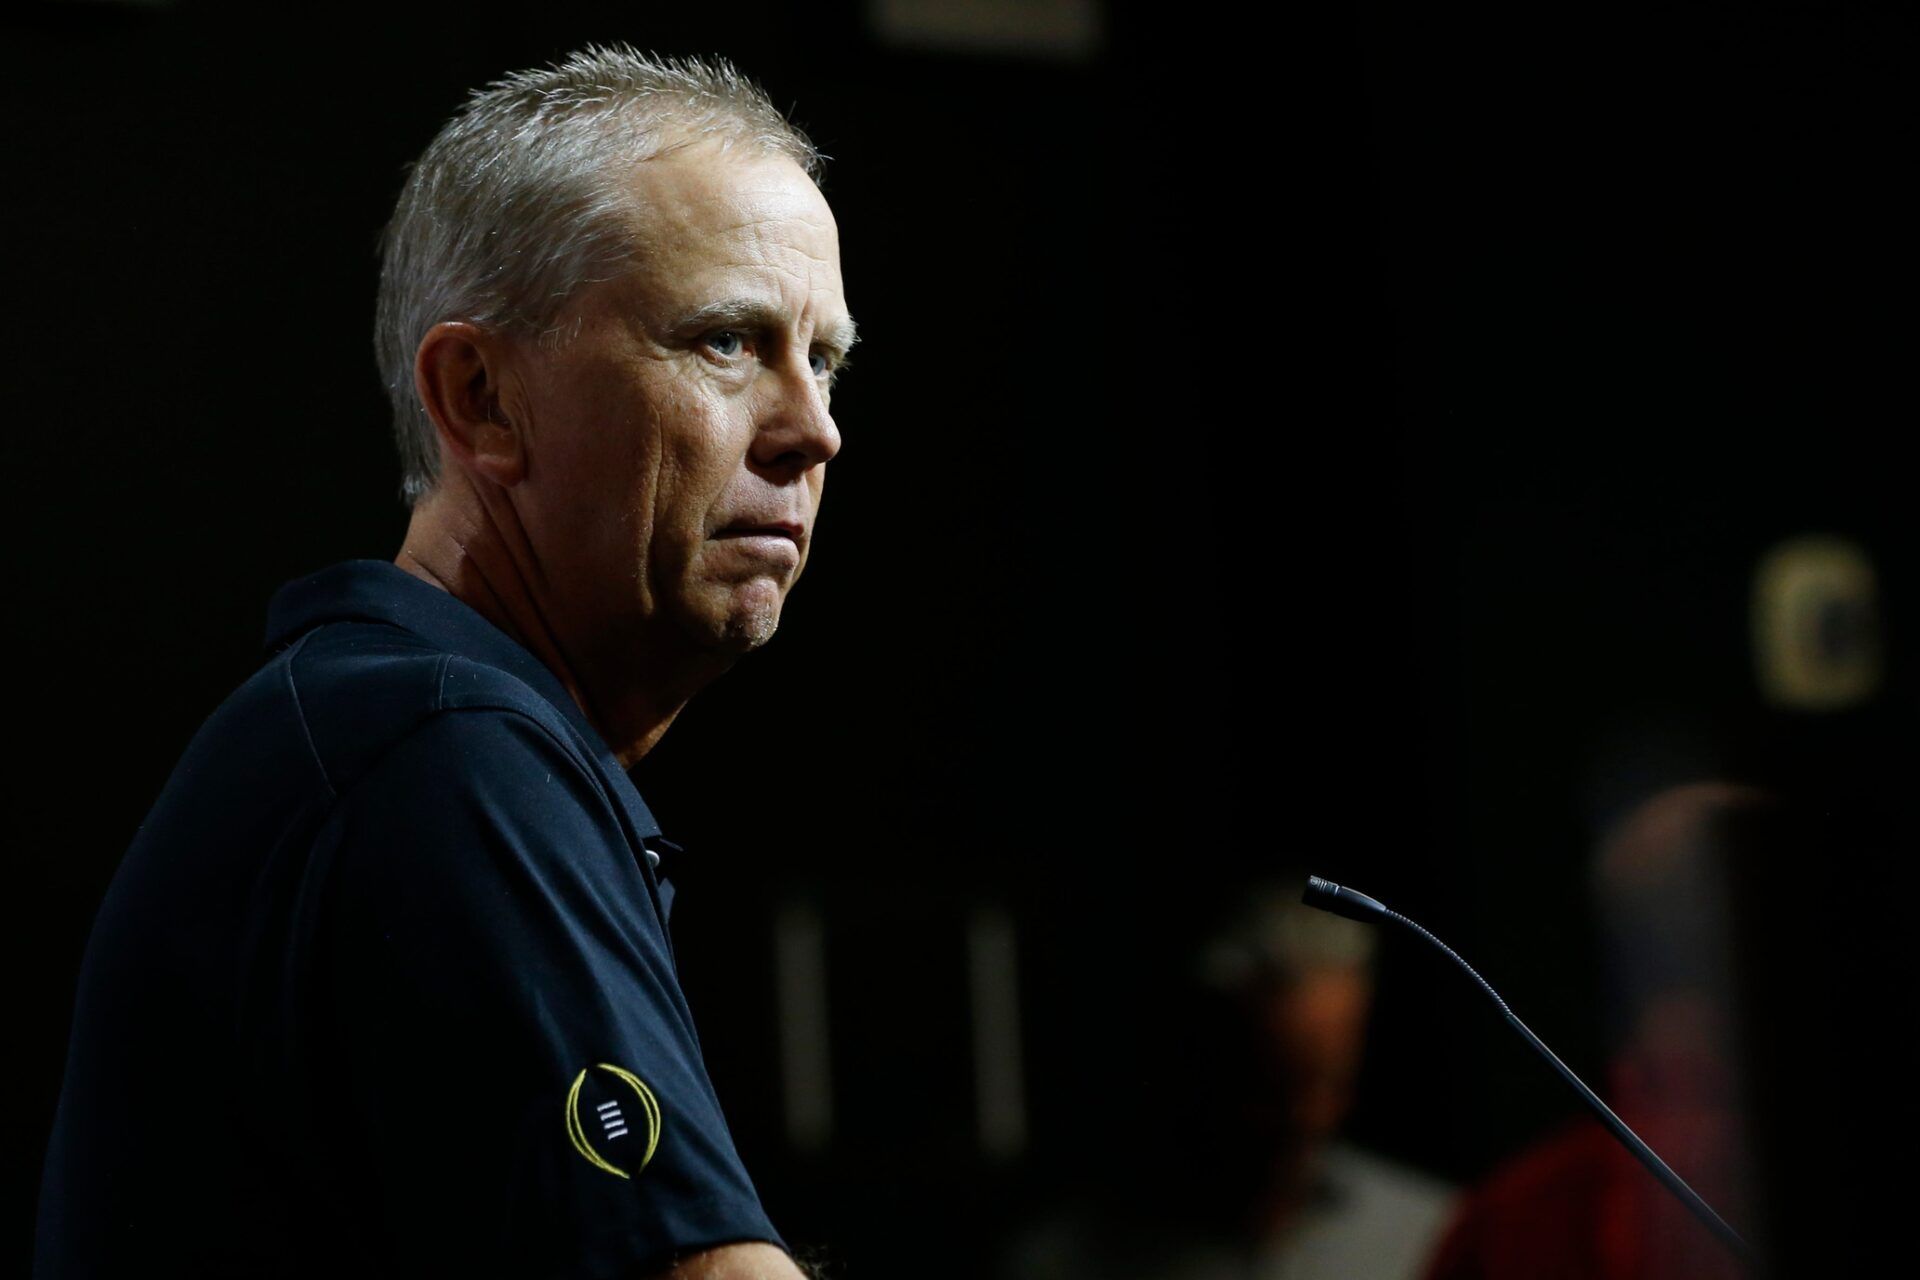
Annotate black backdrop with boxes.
[9,2,1912,1276]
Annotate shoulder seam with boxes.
[327,703,614,818]
[281,630,338,800]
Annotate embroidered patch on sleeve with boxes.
[564,1062,663,1179]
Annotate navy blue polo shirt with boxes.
[36,560,781,1278]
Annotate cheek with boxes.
[656,401,744,531]
[532,363,639,485]
[575,424,654,538]
[540,399,663,587]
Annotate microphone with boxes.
[1302,875,1754,1267]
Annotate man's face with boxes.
[506,143,851,674]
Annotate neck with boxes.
[395,474,724,768]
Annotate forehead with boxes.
[619,144,845,313]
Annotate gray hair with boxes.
[374,45,822,507]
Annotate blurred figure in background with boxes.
[1005,881,1454,1279]
[1423,783,1763,1280]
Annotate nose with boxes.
[750,361,841,476]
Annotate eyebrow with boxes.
[673,297,860,359]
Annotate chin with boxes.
[718,614,781,652]
[677,577,789,654]
[710,587,787,652]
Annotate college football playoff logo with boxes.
[565,1062,662,1178]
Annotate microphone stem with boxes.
[1501,1005,1751,1263]
[1381,909,1755,1267]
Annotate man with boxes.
[35,48,848,1279]
[1003,882,1455,1279]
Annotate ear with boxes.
[414,321,528,489]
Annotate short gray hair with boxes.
[374,46,822,507]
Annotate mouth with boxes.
[713,520,803,544]
[711,520,805,572]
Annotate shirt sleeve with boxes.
[306,706,781,1279]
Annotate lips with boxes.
[714,519,803,543]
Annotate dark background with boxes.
[9,1,1912,1276]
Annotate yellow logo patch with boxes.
[564,1062,662,1178]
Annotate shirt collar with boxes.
[263,560,664,843]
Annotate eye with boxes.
[703,330,745,358]
[809,351,833,379]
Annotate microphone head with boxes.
[1302,875,1390,925]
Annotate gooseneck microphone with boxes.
[1302,875,1753,1267]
